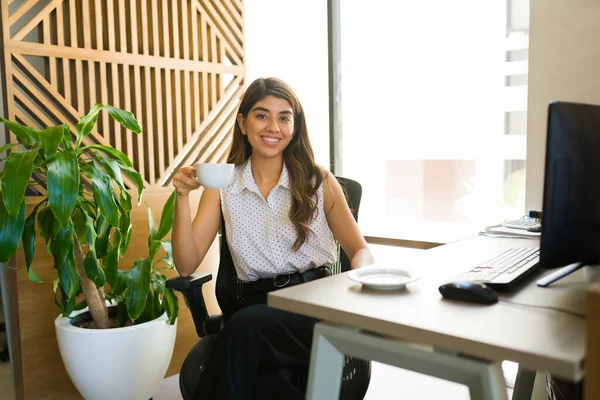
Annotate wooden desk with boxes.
[268,236,588,399]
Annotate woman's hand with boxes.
[172,166,200,195]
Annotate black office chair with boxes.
[167,176,371,400]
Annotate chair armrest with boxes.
[166,272,212,290]
[166,272,220,337]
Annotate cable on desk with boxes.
[498,298,586,318]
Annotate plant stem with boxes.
[72,233,110,329]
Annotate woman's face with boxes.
[237,95,295,160]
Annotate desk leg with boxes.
[512,367,536,400]
[306,324,344,399]
[307,322,508,400]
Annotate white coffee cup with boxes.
[195,163,235,188]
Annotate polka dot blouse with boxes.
[220,159,337,282]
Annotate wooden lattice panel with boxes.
[1,0,245,187]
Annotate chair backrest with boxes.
[215,176,363,318]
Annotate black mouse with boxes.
[438,281,499,304]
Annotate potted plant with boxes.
[0,105,179,400]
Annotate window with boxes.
[244,0,330,167]
[339,0,530,242]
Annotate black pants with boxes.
[195,270,331,400]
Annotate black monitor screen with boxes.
[539,101,600,269]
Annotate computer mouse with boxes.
[438,281,499,304]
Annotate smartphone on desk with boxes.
[502,215,542,231]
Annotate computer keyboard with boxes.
[457,247,540,291]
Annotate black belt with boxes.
[243,266,332,293]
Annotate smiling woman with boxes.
[170,77,374,399]
[236,96,296,162]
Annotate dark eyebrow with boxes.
[251,106,293,115]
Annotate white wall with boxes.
[243,0,330,168]
[526,0,600,210]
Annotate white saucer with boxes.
[348,266,420,290]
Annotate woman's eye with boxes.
[280,116,291,123]
[256,114,267,119]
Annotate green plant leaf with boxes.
[95,216,112,259]
[71,206,87,245]
[40,124,68,162]
[105,105,142,134]
[118,162,144,204]
[79,144,132,167]
[50,227,74,269]
[0,117,40,146]
[0,196,25,263]
[118,211,131,257]
[2,147,39,216]
[119,189,132,212]
[126,258,152,320]
[58,252,80,301]
[47,149,79,228]
[112,270,129,296]
[37,206,59,247]
[155,190,176,241]
[116,301,128,327]
[152,289,163,320]
[102,245,119,288]
[98,156,125,190]
[162,287,178,325]
[158,240,173,266]
[135,290,155,325]
[83,250,105,287]
[152,273,167,291]
[75,103,104,148]
[147,204,158,253]
[57,285,76,317]
[22,202,44,283]
[81,162,120,227]
[0,143,20,155]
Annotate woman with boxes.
[172,77,374,399]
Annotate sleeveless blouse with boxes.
[219,159,337,281]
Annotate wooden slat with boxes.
[174,68,183,152]
[108,0,121,150]
[194,0,243,64]
[83,1,96,116]
[95,0,109,140]
[201,13,209,120]
[212,0,243,43]
[223,0,243,30]
[69,0,83,114]
[7,0,63,40]
[171,0,179,59]
[130,0,143,182]
[184,89,241,165]
[210,29,217,109]
[182,0,189,60]
[191,5,200,136]
[55,1,70,105]
[143,65,155,184]
[162,0,174,166]
[43,15,58,89]
[122,0,132,158]
[162,0,171,58]
[151,0,165,175]
[12,53,111,147]
[7,40,244,75]
[7,0,39,27]
[158,74,243,184]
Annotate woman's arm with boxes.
[323,171,375,269]
[172,166,222,277]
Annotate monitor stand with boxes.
[536,261,588,287]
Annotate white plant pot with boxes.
[55,309,177,400]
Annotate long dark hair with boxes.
[228,77,323,251]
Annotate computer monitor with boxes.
[536,101,600,287]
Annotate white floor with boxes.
[153,361,548,400]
